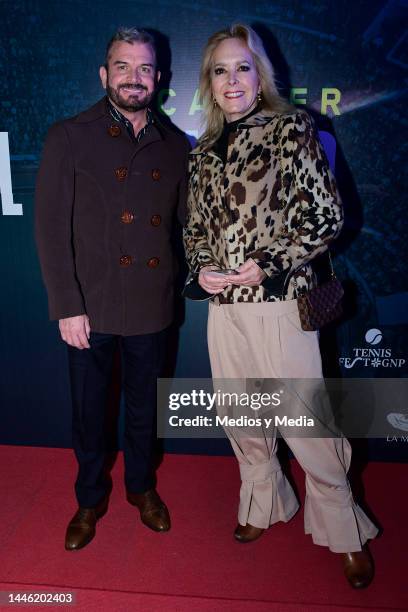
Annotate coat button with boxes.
[152,168,161,181]
[151,214,161,227]
[147,257,159,268]
[115,167,128,181]
[108,125,121,137]
[121,210,134,224]
[120,255,132,267]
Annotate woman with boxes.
[183,24,378,588]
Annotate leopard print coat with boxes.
[183,109,343,302]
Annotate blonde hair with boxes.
[198,23,292,148]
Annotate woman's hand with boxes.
[226,258,266,286]
[198,259,266,293]
[198,265,231,294]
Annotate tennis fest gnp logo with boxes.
[339,328,405,370]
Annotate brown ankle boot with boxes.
[234,523,264,543]
[342,545,374,588]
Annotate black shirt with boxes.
[213,105,260,164]
[107,97,154,144]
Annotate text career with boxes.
[157,88,343,117]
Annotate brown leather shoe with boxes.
[234,523,264,543]
[127,489,170,532]
[65,496,108,551]
[342,546,374,588]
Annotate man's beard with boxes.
[106,82,154,112]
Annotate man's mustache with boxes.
[119,84,148,92]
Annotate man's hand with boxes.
[59,315,91,350]
[198,265,231,294]
[226,258,267,287]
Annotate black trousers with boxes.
[67,329,167,507]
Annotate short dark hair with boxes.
[105,27,157,67]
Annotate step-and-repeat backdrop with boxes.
[1,0,407,460]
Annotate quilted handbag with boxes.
[296,273,344,331]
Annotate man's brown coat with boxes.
[35,98,189,335]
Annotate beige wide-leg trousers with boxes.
[207,298,378,553]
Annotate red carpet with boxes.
[0,446,406,611]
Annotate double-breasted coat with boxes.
[35,98,189,335]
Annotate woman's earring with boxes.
[212,95,218,107]
[257,90,262,102]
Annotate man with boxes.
[35,28,189,550]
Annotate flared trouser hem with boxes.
[207,299,378,551]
